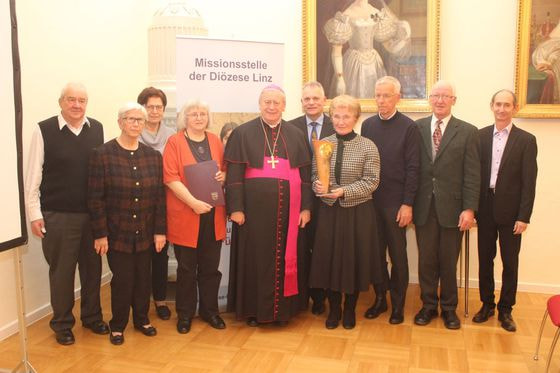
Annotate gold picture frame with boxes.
[515,0,560,118]
[302,0,440,113]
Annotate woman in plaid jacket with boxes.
[309,95,382,330]
[88,103,166,345]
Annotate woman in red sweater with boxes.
[163,100,226,334]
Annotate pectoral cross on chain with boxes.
[267,156,279,169]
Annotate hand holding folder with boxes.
[183,160,225,206]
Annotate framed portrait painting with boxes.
[302,0,440,113]
[515,0,560,118]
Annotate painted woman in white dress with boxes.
[324,0,411,98]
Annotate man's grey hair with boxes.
[59,82,88,100]
[302,81,325,96]
[375,76,401,94]
[431,80,456,96]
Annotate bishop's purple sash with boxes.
[245,156,300,296]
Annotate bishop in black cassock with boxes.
[225,86,312,325]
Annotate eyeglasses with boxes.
[429,94,455,101]
[187,112,208,118]
[145,104,164,111]
[123,117,145,124]
[65,96,87,105]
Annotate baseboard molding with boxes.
[2,272,558,341]
[409,274,560,295]
[0,272,112,341]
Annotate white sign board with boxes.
[176,36,284,112]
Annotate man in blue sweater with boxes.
[360,76,420,324]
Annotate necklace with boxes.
[260,117,281,169]
[184,130,207,156]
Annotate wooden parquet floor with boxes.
[0,284,558,372]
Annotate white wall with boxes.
[1,0,558,340]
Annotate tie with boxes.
[432,119,442,155]
[310,122,318,143]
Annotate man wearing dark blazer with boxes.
[472,89,537,332]
[289,81,335,315]
[413,80,480,329]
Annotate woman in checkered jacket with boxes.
[309,94,382,330]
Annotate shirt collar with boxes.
[306,113,324,126]
[493,122,513,135]
[431,113,452,127]
[379,109,398,120]
[57,114,90,130]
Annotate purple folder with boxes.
[183,160,225,207]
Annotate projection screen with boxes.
[0,0,27,252]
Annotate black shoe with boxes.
[246,317,259,327]
[55,330,75,345]
[83,320,109,335]
[275,320,288,327]
[311,301,326,315]
[414,308,438,326]
[441,310,461,330]
[389,309,404,324]
[109,332,124,345]
[177,319,192,334]
[326,307,341,329]
[498,312,517,332]
[364,297,388,319]
[342,308,356,329]
[134,324,157,336]
[472,304,495,323]
[203,315,226,329]
[155,304,171,320]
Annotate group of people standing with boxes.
[25,77,537,347]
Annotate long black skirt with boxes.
[309,200,381,294]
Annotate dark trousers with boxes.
[107,249,151,332]
[415,201,463,311]
[374,205,409,311]
[151,242,169,302]
[174,210,222,321]
[477,192,521,313]
[41,211,102,332]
